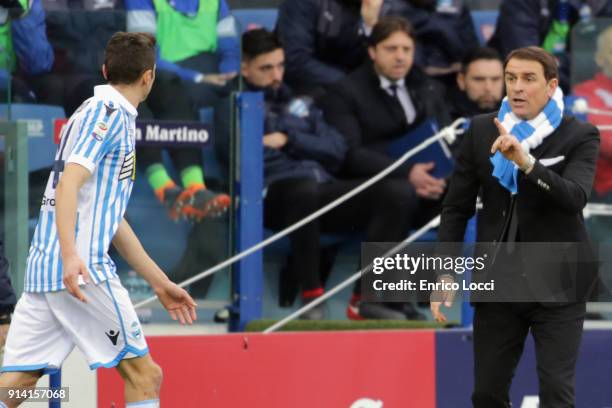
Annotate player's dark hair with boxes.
[461,47,502,74]
[369,16,415,47]
[104,32,156,85]
[242,28,283,61]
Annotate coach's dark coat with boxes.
[438,112,600,302]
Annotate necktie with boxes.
[389,83,399,99]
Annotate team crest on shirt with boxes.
[92,121,109,141]
[130,321,142,340]
[119,151,135,181]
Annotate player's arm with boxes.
[112,219,197,324]
[56,163,93,302]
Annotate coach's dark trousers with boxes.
[472,301,585,408]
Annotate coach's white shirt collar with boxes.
[94,84,138,117]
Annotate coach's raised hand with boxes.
[491,118,530,168]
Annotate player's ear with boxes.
[102,64,108,81]
[546,77,558,98]
[142,69,154,85]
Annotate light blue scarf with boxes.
[490,87,564,194]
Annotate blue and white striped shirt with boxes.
[25,85,138,292]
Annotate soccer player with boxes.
[0,32,197,408]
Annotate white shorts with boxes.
[2,278,148,374]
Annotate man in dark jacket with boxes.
[276,0,385,94]
[320,16,450,194]
[320,16,451,319]
[241,28,420,320]
[432,47,599,407]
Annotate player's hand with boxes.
[62,254,90,302]
[430,275,456,323]
[491,118,530,168]
[155,282,197,325]
[409,162,446,200]
[263,132,289,149]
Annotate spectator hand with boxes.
[361,0,383,28]
[430,275,456,323]
[409,162,446,200]
[197,72,237,86]
[491,118,529,168]
[155,282,197,325]
[263,132,289,149]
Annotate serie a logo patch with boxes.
[92,121,109,141]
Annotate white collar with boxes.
[379,75,405,90]
[94,84,138,117]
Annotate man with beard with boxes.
[275,0,385,95]
[449,47,505,121]
[233,28,420,320]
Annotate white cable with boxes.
[263,215,441,333]
[134,118,466,309]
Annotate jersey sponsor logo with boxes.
[118,151,135,181]
[41,195,56,207]
[105,329,120,346]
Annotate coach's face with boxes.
[369,31,414,81]
[504,58,557,120]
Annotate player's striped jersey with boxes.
[25,85,138,292]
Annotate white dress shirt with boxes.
[379,75,416,124]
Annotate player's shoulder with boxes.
[75,96,124,122]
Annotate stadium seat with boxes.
[233,8,278,32]
[0,103,65,172]
[470,10,499,45]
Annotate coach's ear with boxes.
[102,64,108,81]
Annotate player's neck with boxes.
[109,84,141,110]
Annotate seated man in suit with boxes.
[234,28,423,320]
[320,16,450,319]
